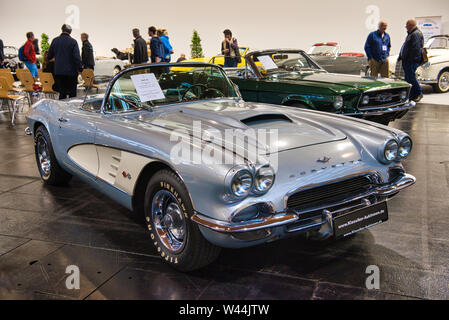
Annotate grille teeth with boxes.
[359,88,407,109]
[286,176,373,209]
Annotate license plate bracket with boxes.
[333,201,388,238]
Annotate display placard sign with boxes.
[257,55,278,70]
[416,16,442,42]
[130,73,165,102]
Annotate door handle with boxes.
[58,117,68,123]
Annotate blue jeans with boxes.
[402,61,422,98]
[24,61,38,78]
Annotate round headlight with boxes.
[361,95,370,105]
[400,90,408,100]
[333,96,344,109]
[254,165,275,194]
[231,169,253,197]
[398,137,412,158]
[384,140,399,162]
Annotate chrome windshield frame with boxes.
[99,62,240,114]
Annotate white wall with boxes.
[1,0,448,59]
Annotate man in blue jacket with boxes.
[364,20,391,78]
[47,24,82,100]
[148,26,164,63]
[398,19,424,102]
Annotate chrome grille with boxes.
[286,175,374,210]
[359,88,409,109]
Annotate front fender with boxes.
[281,95,314,108]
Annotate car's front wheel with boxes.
[433,70,449,93]
[34,126,72,185]
[144,169,220,271]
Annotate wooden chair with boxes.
[80,69,100,93]
[16,69,36,106]
[38,70,58,99]
[0,69,24,95]
[0,77,26,125]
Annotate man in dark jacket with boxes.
[47,24,82,100]
[81,33,95,70]
[0,39,5,68]
[132,28,148,64]
[398,19,424,102]
[364,20,391,77]
[148,26,164,63]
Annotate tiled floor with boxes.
[0,104,448,300]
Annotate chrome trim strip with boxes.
[191,173,416,233]
[345,101,415,116]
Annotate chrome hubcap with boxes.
[37,136,51,177]
[439,72,449,90]
[150,190,186,253]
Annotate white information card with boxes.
[130,73,165,102]
[257,55,278,70]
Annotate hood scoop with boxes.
[241,113,293,126]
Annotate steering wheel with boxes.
[181,84,208,100]
[200,88,225,99]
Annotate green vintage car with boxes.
[226,49,415,125]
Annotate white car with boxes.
[389,35,449,93]
[94,56,129,76]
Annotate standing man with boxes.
[131,28,148,65]
[148,26,164,63]
[47,24,82,100]
[0,38,5,68]
[176,53,186,63]
[364,20,391,78]
[398,19,424,102]
[33,38,40,69]
[24,32,39,82]
[221,29,240,68]
[81,33,95,70]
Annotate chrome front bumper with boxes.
[191,173,416,234]
[344,101,415,117]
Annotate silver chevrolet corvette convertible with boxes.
[26,63,415,271]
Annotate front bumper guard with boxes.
[191,173,416,234]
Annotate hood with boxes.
[268,71,408,92]
[121,100,347,154]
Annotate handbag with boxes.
[420,48,428,66]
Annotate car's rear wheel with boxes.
[144,169,220,271]
[34,126,72,185]
[433,70,449,93]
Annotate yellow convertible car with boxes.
[172,46,249,71]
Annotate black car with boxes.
[3,46,24,81]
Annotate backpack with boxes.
[18,45,27,62]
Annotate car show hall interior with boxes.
[0,0,449,302]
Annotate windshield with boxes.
[425,37,448,49]
[307,45,339,56]
[105,64,238,112]
[249,51,322,76]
